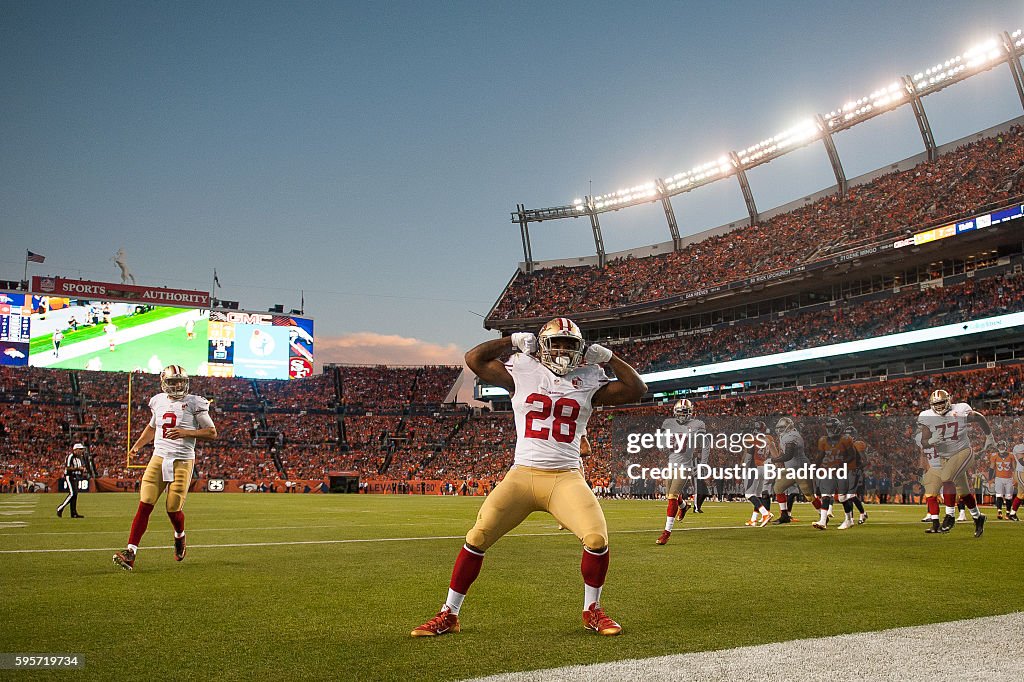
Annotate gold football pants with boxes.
[466,466,607,552]
[772,468,816,498]
[140,455,194,512]
[922,448,974,496]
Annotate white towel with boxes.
[161,457,176,483]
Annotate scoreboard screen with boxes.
[0,292,314,379]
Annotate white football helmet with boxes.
[537,317,584,376]
[775,417,795,435]
[929,389,951,415]
[673,399,694,422]
[160,364,189,400]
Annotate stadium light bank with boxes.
[511,30,1024,272]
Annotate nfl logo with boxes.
[39,277,56,293]
[572,377,583,388]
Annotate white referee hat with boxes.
[72,443,86,450]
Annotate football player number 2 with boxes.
[161,412,177,438]
[524,394,580,443]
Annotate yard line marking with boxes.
[0,523,930,554]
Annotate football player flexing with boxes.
[411,318,646,637]
[113,365,217,570]
[655,399,708,545]
[771,417,822,524]
[918,389,994,537]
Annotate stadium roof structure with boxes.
[512,30,1024,271]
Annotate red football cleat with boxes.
[655,530,671,545]
[411,607,461,637]
[583,603,622,635]
[113,548,136,571]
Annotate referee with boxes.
[56,443,87,518]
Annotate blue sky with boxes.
[2,1,1022,365]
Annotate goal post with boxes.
[126,372,147,469]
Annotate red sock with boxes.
[1013,498,1022,512]
[581,546,609,588]
[776,494,788,510]
[128,502,155,546]
[927,497,940,516]
[449,545,484,594]
[942,492,956,508]
[960,494,977,510]
[666,498,679,517]
[168,510,185,534]
[811,496,822,510]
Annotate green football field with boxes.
[38,318,209,375]
[0,494,1019,680]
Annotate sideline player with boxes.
[656,399,708,545]
[814,418,858,530]
[113,365,217,570]
[843,426,870,524]
[918,389,994,537]
[989,441,1015,520]
[771,417,822,524]
[742,420,775,526]
[411,318,646,637]
[1009,442,1024,521]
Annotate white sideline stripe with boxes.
[0,520,966,554]
[0,524,341,536]
[0,522,28,528]
[473,612,1024,682]
[0,525,752,553]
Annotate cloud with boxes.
[315,332,464,367]
[314,332,490,406]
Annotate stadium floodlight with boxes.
[1013,29,1023,49]
[589,181,659,211]
[823,81,906,131]
[912,36,1011,95]
[662,156,734,192]
[737,119,820,166]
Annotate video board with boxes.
[0,292,314,379]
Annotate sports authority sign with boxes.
[31,277,210,307]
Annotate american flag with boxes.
[26,251,45,263]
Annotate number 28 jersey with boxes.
[148,392,213,460]
[505,353,609,470]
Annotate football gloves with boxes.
[584,344,612,365]
[510,332,537,354]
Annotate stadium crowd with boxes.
[613,271,1024,372]
[490,126,1024,321]
[2,353,1022,502]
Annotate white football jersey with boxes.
[1012,444,1024,472]
[148,392,213,460]
[917,403,973,457]
[915,431,940,469]
[505,353,608,470]
[659,417,708,466]
[778,429,808,469]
